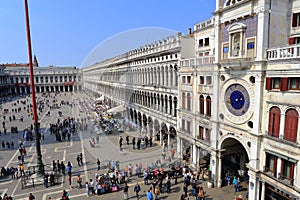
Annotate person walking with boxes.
[76,155,81,166]
[77,175,82,188]
[132,137,136,149]
[233,176,238,192]
[166,178,171,193]
[134,182,141,199]
[146,188,154,200]
[68,174,72,189]
[28,193,35,200]
[79,153,83,166]
[126,135,130,145]
[183,183,188,197]
[123,182,129,200]
[97,158,101,171]
[198,186,205,200]
[86,181,90,197]
[154,185,160,200]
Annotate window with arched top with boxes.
[199,95,204,115]
[268,107,281,138]
[284,109,298,142]
[206,96,211,117]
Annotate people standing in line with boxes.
[133,182,141,199]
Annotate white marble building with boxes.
[176,0,300,199]
[81,0,300,199]
[82,33,194,149]
[0,65,82,96]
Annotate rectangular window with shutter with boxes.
[280,77,288,91]
[265,77,271,90]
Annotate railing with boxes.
[179,56,215,67]
[263,166,277,178]
[263,166,294,186]
[266,44,300,60]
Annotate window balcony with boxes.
[263,166,277,178]
[263,166,294,187]
[266,44,300,60]
[179,56,215,67]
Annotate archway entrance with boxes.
[221,138,249,182]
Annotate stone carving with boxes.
[232,33,240,56]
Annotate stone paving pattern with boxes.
[0,92,248,200]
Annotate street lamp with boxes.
[24,0,44,176]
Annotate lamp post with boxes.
[24,0,44,176]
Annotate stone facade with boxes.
[83,33,194,147]
[81,0,300,199]
[0,65,82,96]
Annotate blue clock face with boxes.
[225,84,250,116]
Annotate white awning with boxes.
[95,96,104,102]
[107,105,125,113]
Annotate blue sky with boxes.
[0,1,215,68]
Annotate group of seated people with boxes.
[90,173,120,195]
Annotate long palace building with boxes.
[0,57,82,96]
[82,0,300,199]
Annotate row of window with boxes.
[198,37,210,47]
[181,75,212,85]
[130,54,178,65]
[265,153,295,181]
[266,77,300,91]
[10,76,79,84]
[181,93,212,117]
[268,107,298,142]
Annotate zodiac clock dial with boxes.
[225,84,250,116]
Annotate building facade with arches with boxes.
[177,0,300,200]
[81,0,300,199]
[82,33,194,148]
[0,65,82,96]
